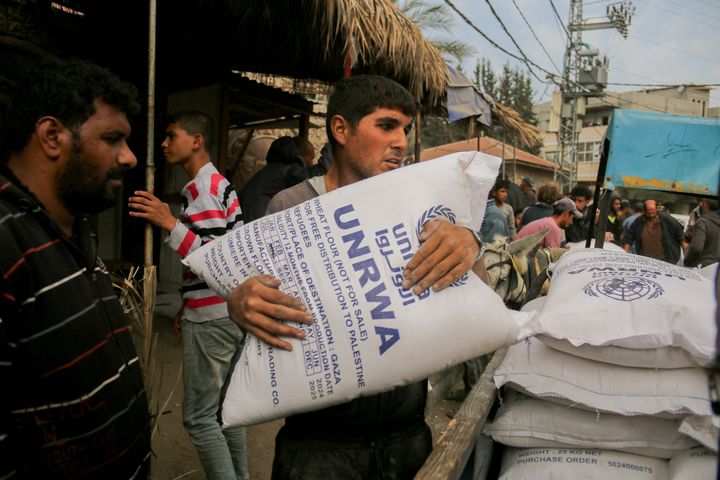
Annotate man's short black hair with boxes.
[166,111,215,152]
[705,198,719,211]
[2,56,140,158]
[570,184,591,200]
[494,178,511,191]
[326,75,416,147]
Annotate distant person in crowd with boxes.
[520,176,537,206]
[564,184,592,243]
[239,135,309,223]
[514,210,524,230]
[480,179,514,244]
[294,136,315,168]
[516,197,581,248]
[520,182,561,227]
[505,177,527,213]
[623,199,684,264]
[620,200,630,218]
[622,202,645,253]
[129,111,248,480]
[493,178,516,240]
[684,197,704,243]
[684,197,720,268]
[606,195,625,246]
[307,142,333,178]
[227,74,483,479]
[480,203,510,244]
[0,56,150,478]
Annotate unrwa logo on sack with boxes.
[415,205,468,287]
[582,276,664,302]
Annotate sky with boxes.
[424,0,720,107]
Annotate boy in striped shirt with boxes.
[128,112,247,479]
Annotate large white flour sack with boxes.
[530,249,716,363]
[183,152,527,427]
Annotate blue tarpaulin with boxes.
[604,109,720,196]
[446,66,493,126]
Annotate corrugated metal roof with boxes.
[421,137,567,172]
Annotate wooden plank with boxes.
[415,348,507,480]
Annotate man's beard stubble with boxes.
[56,134,127,215]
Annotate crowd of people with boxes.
[1,54,717,479]
[482,175,719,269]
[0,57,484,479]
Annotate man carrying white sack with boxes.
[228,75,485,479]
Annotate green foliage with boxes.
[415,114,472,150]
[473,57,542,154]
[474,58,496,100]
[396,0,474,66]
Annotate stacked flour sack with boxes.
[485,248,718,479]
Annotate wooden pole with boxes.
[416,349,508,479]
[414,109,422,163]
[501,134,506,179]
[142,0,158,379]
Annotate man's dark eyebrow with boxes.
[374,116,403,125]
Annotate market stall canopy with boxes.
[3,0,445,102]
[445,66,493,126]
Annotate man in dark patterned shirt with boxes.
[0,57,150,478]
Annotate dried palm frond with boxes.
[111,266,145,335]
[491,103,541,149]
[110,266,156,391]
[311,0,446,103]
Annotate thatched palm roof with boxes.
[3,0,537,140]
[2,0,445,100]
[160,0,446,102]
[491,103,542,149]
[309,0,446,102]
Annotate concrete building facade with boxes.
[534,86,714,185]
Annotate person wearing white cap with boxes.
[515,197,582,248]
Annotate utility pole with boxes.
[556,1,634,189]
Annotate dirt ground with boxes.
[148,294,460,480]
[149,294,282,480]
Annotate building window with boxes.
[576,141,601,163]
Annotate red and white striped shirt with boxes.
[166,163,243,322]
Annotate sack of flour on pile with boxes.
[669,448,717,479]
[485,390,697,459]
[524,296,698,369]
[527,249,716,365]
[184,151,529,427]
[565,239,626,252]
[494,338,712,417]
[498,447,668,480]
[678,415,719,452]
[699,262,718,282]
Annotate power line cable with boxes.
[605,82,720,87]
[482,0,552,83]
[635,0,720,30]
[548,0,571,38]
[609,65,662,83]
[600,92,674,113]
[511,0,562,74]
[443,0,556,82]
[656,0,720,22]
[687,0,720,10]
[629,34,720,65]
